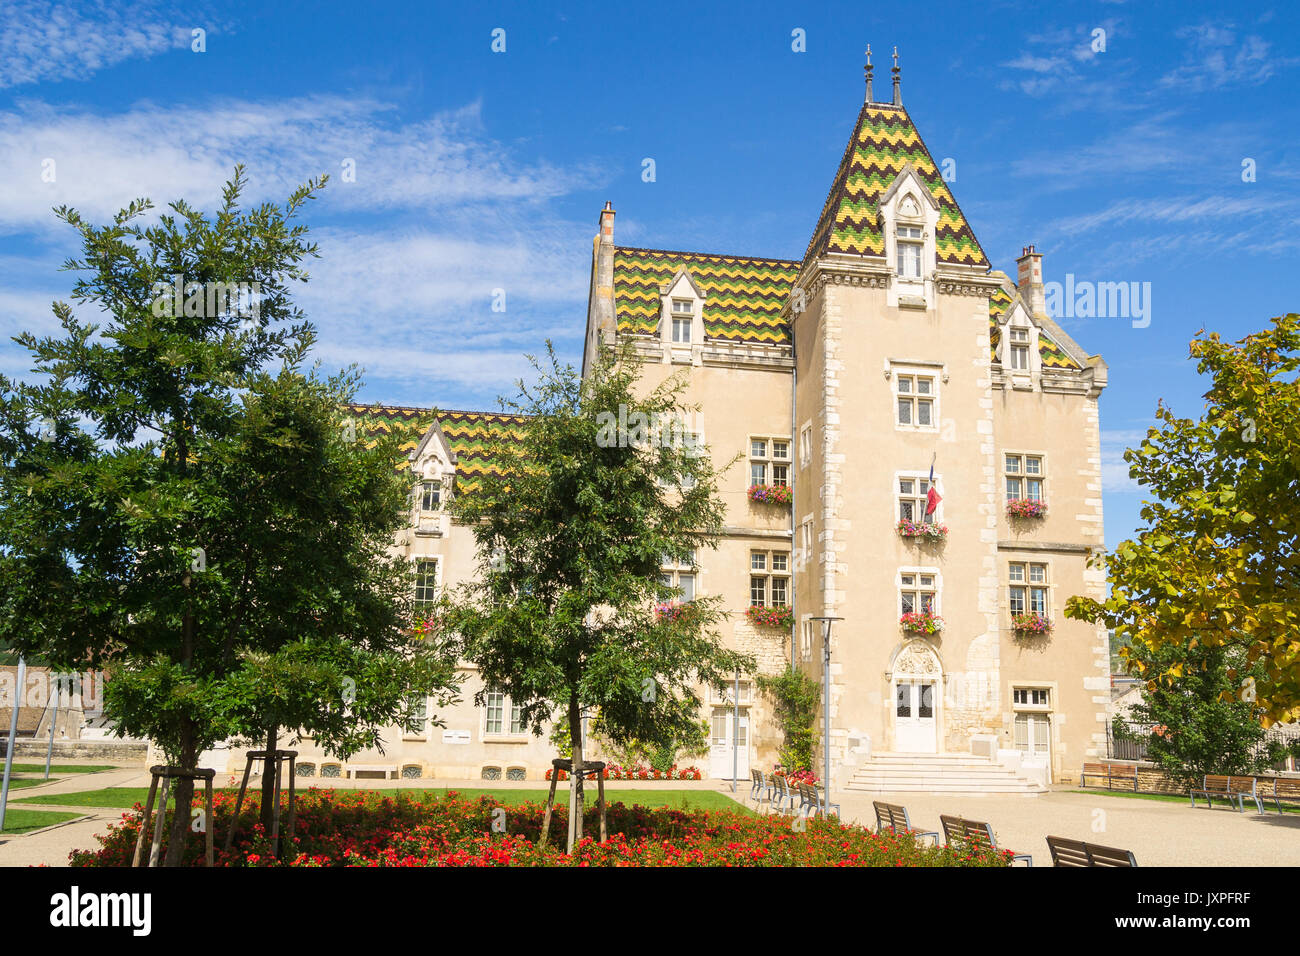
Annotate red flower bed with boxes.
[544,764,702,781]
[68,789,1015,868]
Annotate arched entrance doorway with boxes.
[889,640,942,754]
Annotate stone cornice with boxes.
[997,540,1096,555]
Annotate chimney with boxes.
[598,200,615,243]
[1016,244,1045,316]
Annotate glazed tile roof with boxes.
[613,247,799,346]
[344,403,528,492]
[987,281,1081,370]
[805,104,988,269]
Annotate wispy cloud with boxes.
[998,20,1124,102]
[1100,429,1148,494]
[1159,23,1288,91]
[0,1,205,89]
[1047,194,1278,235]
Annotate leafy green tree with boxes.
[1113,638,1297,788]
[757,666,821,773]
[1067,313,1300,725]
[441,342,752,849]
[0,169,457,863]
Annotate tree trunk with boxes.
[567,694,584,852]
[260,726,278,833]
[162,722,196,867]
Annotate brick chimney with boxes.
[1016,245,1045,316]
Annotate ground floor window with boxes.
[1014,712,1050,758]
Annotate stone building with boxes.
[266,66,1111,791]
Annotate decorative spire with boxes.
[864,44,874,103]
[892,45,901,106]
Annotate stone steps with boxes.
[846,752,1045,795]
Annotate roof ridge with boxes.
[615,245,800,266]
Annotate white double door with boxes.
[709,707,750,780]
[894,679,937,753]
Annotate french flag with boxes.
[926,462,942,516]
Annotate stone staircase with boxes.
[845,752,1046,795]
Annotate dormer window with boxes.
[1009,327,1031,370]
[896,225,923,278]
[671,300,693,343]
[417,480,441,512]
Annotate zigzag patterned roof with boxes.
[987,281,1080,370]
[805,103,988,269]
[613,247,799,346]
[344,403,527,491]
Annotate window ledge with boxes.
[481,735,532,745]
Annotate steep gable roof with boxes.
[344,403,528,492]
[804,103,988,269]
[613,247,799,345]
[987,279,1081,370]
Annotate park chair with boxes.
[770,775,797,815]
[1190,774,1265,813]
[1271,777,1300,814]
[798,781,840,820]
[1045,835,1137,867]
[939,814,1032,866]
[872,800,939,846]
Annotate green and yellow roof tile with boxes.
[344,403,528,491]
[804,104,988,269]
[986,282,1081,370]
[612,247,799,346]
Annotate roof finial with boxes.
[864,44,874,103]
[892,45,901,106]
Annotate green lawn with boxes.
[9,763,117,774]
[0,808,82,834]
[4,777,61,790]
[18,785,750,814]
[1068,788,1300,813]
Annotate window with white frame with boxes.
[403,695,428,738]
[899,571,937,615]
[894,373,936,428]
[484,688,525,736]
[1008,327,1031,370]
[800,619,813,662]
[1013,687,1051,709]
[417,480,441,512]
[897,474,939,523]
[671,299,693,343]
[799,422,812,469]
[749,550,789,607]
[1014,712,1050,757]
[896,224,923,278]
[1005,454,1045,502]
[413,558,438,612]
[660,550,697,602]
[749,437,790,487]
[800,515,814,568]
[712,680,753,705]
[1009,562,1049,615]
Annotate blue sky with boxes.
[0,0,1296,551]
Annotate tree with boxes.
[0,169,458,863]
[1113,637,1297,788]
[757,665,821,773]
[441,341,753,849]
[1067,313,1300,726]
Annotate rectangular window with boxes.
[418,481,441,512]
[1004,454,1045,501]
[403,696,428,737]
[896,226,923,278]
[749,436,792,489]
[413,558,438,610]
[660,552,698,602]
[1009,562,1048,616]
[899,572,937,615]
[1009,327,1030,370]
[1013,687,1050,708]
[672,299,692,314]
[800,515,814,568]
[749,550,790,608]
[799,422,812,469]
[895,374,936,428]
[672,317,691,343]
[897,475,937,524]
[485,690,505,735]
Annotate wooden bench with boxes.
[940,814,1032,866]
[1045,835,1138,867]
[1270,777,1300,813]
[1079,761,1138,792]
[769,774,797,815]
[1190,774,1264,813]
[797,781,840,820]
[873,801,939,846]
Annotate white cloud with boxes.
[1100,429,1147,493]
[0,1,199,89]
[1159,23,1285,91]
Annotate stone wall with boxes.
[2,738,147,763]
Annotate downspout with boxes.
[789,292,798,669]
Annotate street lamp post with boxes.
[1,656,27,833]
[810,618,842,818]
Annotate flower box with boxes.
[655,600,699,623]
[896,519,948,541]
[748,483,792,506]
[899,610,944,635]
[746,604,794,629]
[1006,498,1048,519]
[1011,613,1052,635]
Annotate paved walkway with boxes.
[4,764,1297,867]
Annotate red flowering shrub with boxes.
[68,789,1015,867]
